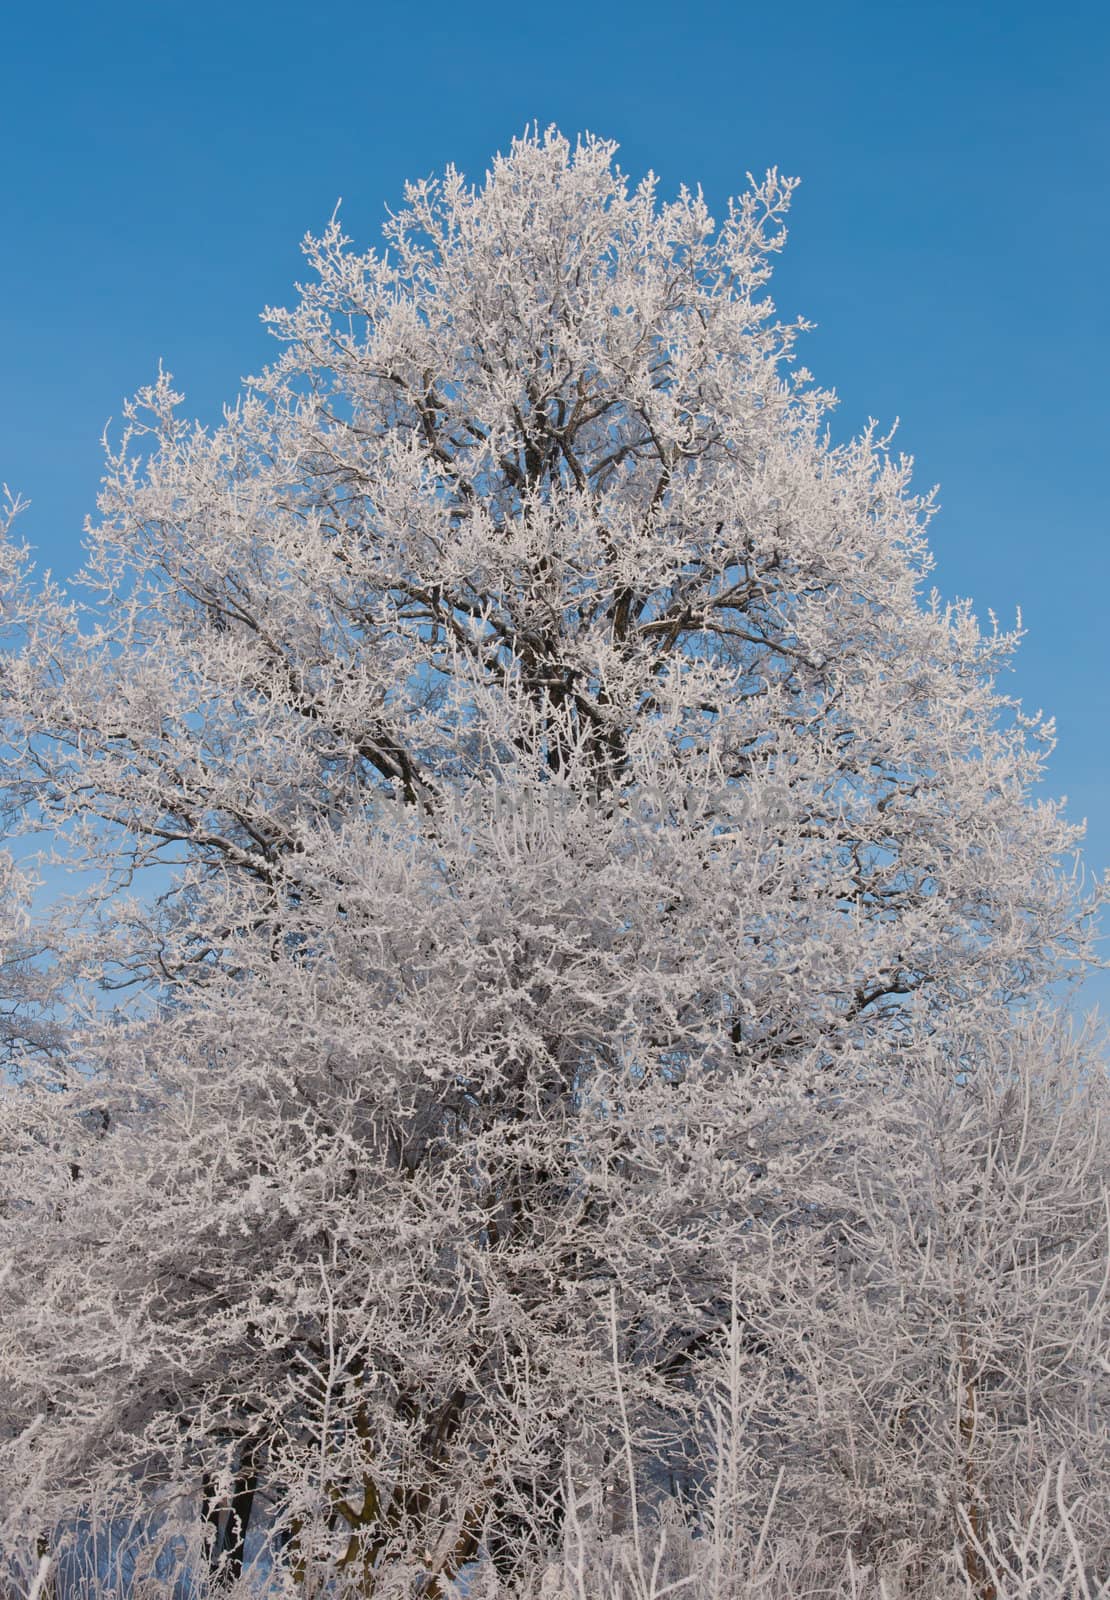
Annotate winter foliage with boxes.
[0,130,1107,1598]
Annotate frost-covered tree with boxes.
[0,129,1105,1598]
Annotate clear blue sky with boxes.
[3,0,1109,1002]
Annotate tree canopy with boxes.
[0,129,1106,1600]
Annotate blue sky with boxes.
[3,0,1108,1002]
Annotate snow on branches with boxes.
[0,129,1105,1599]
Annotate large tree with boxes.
[0,130,1105,1598]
